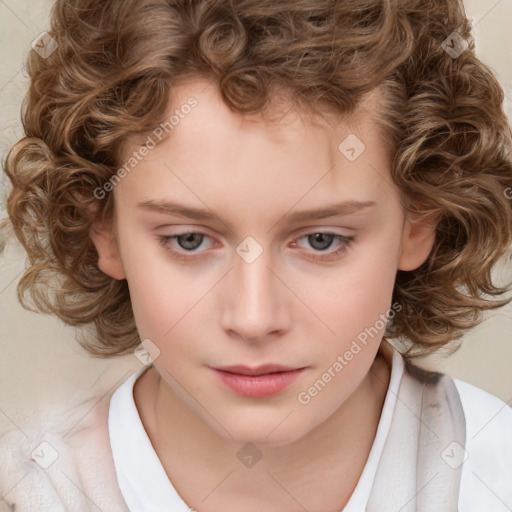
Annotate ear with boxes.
[89,222,126,280]
[398,212,437,271]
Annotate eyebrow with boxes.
[136,199,376,224]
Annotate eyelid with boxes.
[292,225,355,237]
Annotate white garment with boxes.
[1,344,511,511]
[108,347,512,511]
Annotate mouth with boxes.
[210,364,307,397]
[211,364,304,376]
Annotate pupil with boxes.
[310,233,333,250]
[179,233,202,250]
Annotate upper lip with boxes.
[212,364,304,376]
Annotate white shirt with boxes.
[108,348,512,511]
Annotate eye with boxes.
[157,232,212,260]
[156,230,354,262]
[291,232,354,261]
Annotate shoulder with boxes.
[0,387,130,512]
[454,377,512,437]
[453,378,512,511]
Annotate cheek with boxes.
[118,237,217,368]
[114,223,188,340]
[125,265,206,343]
[304,236,400,348]
[124,267,209,382]
[294,246,400,417]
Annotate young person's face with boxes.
[92,78,435,445]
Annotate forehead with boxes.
[117,78,398,223]
[164,76,389,144]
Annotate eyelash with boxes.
[156,231,354,262]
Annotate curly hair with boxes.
[2,0,512,363]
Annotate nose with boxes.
[221,244,290,343]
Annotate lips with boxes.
[211,364,303,376]
[210,364,307,397]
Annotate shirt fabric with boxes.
[108,347,512,511]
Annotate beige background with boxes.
[0,0,511,435]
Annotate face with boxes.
[92,78,435,446]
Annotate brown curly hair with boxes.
[2,0,512,362]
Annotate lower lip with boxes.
[212,368,306,398]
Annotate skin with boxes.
[91,77,436,511]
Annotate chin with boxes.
[214,417,311,448]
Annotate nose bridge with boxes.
[222,238,286,341]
